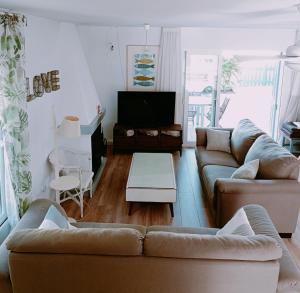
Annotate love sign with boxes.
[27,70,60,102]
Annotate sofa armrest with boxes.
[214,179,300,233]
[215,178,300,194]
[195,127,234,146]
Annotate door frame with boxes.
[183,50,222,146]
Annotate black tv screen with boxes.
[118,91,175,127]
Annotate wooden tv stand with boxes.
[113,124,182,155]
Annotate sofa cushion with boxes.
[245,134,299,179]
[231,119,265,164]
[147,226,219,235]
[217,208,255,237]
[206,129,231,153]
[144,231,281,261]
[195,146,239,170]
[231,159,259,180]
[202,165,237,207]
[243,205,300,292]
[72,222,147,235]
[39,205,71,230]
[7,228,144,256]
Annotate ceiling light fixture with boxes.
[144,23,150,51]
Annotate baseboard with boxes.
[93,157,107,193]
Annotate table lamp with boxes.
[58,116,81,138]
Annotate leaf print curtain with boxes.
[0,13,31,226]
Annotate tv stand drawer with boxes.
[113,124,182,154]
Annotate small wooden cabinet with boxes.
[113,124,182,155]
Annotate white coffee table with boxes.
[126,153,176,217]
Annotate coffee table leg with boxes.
[128,202,132,216]
[169,203,174,217]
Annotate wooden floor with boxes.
[62,147,300,268]
[62,147,214,227]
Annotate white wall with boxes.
[78,26,162,140]
[26,16,101,199]
[182,27,296,52]
[78,26,296,141]
[26,15,62,199]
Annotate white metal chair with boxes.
[48,147,94,217]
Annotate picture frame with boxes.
[127,45,159,91]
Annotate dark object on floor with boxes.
[280,121,300,155]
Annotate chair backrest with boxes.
[49,147,89,178]
[48,149,63,178]
[219,97,230,120]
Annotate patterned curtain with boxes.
[0,13,31,225]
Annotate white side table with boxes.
[50,175,84,217]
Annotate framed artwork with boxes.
[127,45,159,91]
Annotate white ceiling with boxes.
[0,0,300,28]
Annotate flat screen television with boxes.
[118,91,175,127]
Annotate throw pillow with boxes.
[216,208,255,237]
[206,129,231,153]
[231,159,259,180]
[39,205,76,230]
[230,119,265,164]
[245,134,299,179]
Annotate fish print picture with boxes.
[127,45,159,90]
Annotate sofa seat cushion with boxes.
[195,146,239,170]
[245,134,299,180]
[231,119,265,164]
[202,165,237,207]
[243,205,300,292]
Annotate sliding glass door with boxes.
[184,50,282,145]
[184,52,221,143]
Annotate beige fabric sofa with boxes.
[1,199,300,293]
[195,119,300,234]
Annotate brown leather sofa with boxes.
[1,199,300,293]
[195,119,300,234]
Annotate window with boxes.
[184,50,283,144]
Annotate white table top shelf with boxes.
[127,153,176,189]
